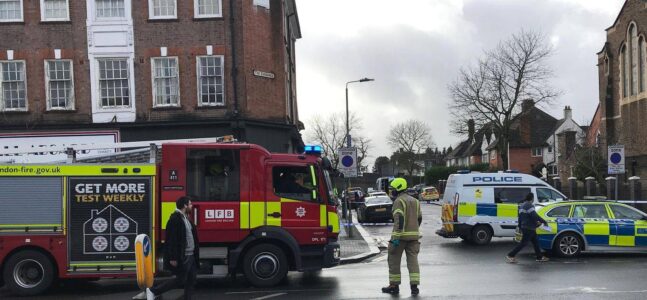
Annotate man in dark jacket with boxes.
[506,193,550,263]
[147,196,200,300]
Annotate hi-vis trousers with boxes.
[388,240,420,285]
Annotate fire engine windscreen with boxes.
[186,149,240,201]
[273,166,316,202]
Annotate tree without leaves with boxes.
[387,120,434,175]
[373,156,390,175]
[448,30,559,169]
[305,112,371,170]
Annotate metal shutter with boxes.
[0,177,63,226]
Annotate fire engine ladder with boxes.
[0,135,237,164]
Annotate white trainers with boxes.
[505,256,517,263]
[146,288,156,300]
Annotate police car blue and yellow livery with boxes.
[536,201,647,257]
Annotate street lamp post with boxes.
[345,78,374,147]
[343,78,373,236]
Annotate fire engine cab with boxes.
[0,138,341,296]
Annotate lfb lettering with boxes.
[205,209,235,219]
[472,177,522,183]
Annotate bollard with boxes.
[568,177,578,200]
[606,177,617,200]
[585,177,597,197]
[552,177,562,192]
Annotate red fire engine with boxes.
[0,138,340,296]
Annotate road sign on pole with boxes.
[608,145,625,174]
[338,147,358,178]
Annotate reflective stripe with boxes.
[161,202,175,230]
[519,207,535,214]
[328,211,340,233]
[399,231,420,237]
[320,205,327,227]
[458,202,477,217]
[240,202,250,229]
[393,209,405,216]
[498,203,518,218]
[266,201,281,227]
[310,165,317,187]
[0,165,157,176]
[250,202,266,228]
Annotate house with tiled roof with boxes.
[541,106,587,178]
[446,120,494,167]
[448,100,587,176]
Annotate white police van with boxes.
[436,171,566,245]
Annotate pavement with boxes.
[338,211,381,263]
[5,202,647,299]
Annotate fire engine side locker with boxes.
[0,165,156,296]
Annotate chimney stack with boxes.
[521,99,534,112]
[564,105,572,120]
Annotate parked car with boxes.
[534,201,647,258]
[345,187,365,209]
[419,186,440,203]
[368,191,388,197]
[357,194,393,223]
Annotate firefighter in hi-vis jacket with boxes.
[382,178,421,296]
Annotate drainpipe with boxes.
[229,0,239,116]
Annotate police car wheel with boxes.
[243,244,288,288]
[3,250,55,296]
[554,233,582,257]
[471,225,493,245]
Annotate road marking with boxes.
[556,287,647,294]
[250,292,287,300]
[372,254,388,262]
[226,289,331,295]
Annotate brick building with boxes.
[450,101,580,176]
[0,0,303,161]
[597,0,647,187]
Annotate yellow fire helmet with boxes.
[389,177,408,192]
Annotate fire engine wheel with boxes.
[243,244,288,287]
[471,225,493,245]
[3,250,55,296]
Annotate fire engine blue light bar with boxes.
[304,145,322,155]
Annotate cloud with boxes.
[296,0,625,167]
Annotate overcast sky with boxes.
[296,0,625,167]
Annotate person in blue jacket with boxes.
[506,193,550,263]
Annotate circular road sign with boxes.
[342,156,354,168]
[610,153,622,164]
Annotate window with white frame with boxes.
[96,0,125,18]
[45,60,74,110]
[197,56,224,106]
[98,58,130,108]
[41,0,69,21]
[149,0,176,19]
[152,57,179,107]
[194,0,221,18]
[0,0,23,22]
[532,147,543,157]
[0,61,27,111]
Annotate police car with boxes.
[437,171,566,245]
[536,201,647,257]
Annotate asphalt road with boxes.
[4,203,647,299]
